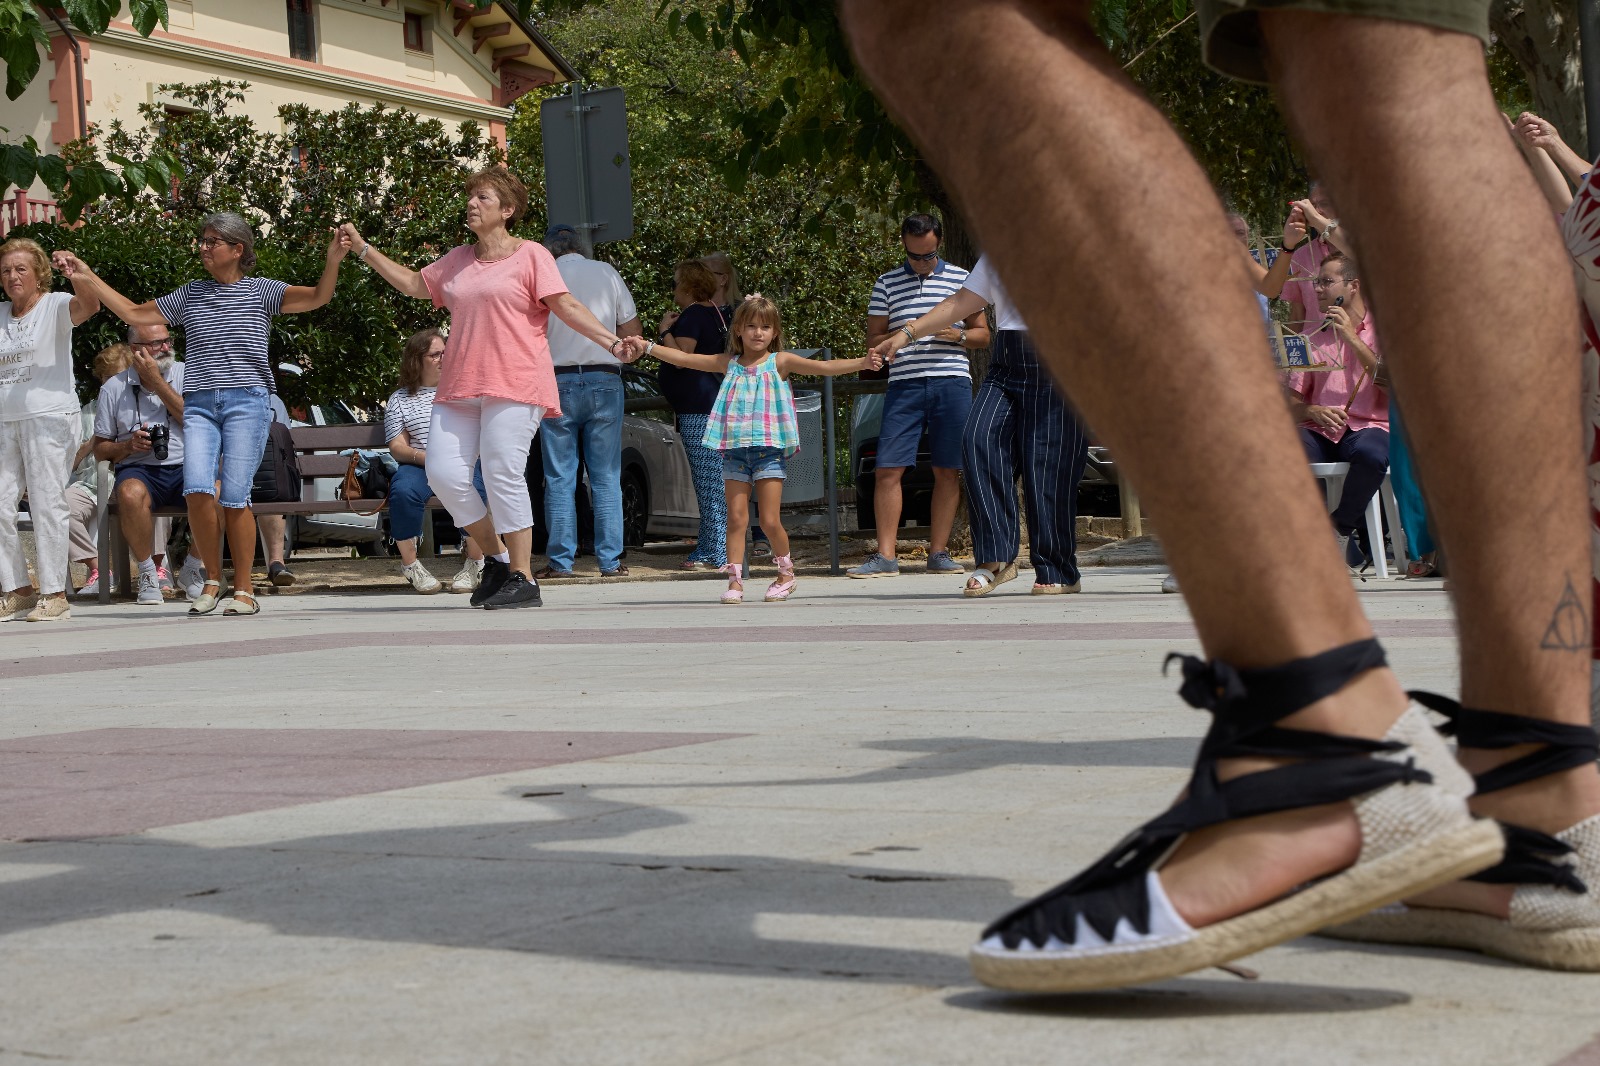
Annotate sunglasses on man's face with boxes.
[904,249,938,262]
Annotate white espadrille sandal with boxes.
[969,640,1505,993]
[1322,693,1600,971]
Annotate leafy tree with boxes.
[507,0,906,376]
[13,80,503,405]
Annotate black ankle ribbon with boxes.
[1409,691,1596,894]
[986,639,1423,950]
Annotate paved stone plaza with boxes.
[2,567,1597,1065]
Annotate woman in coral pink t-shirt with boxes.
[340,168,633,610]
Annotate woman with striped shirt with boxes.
[52,212,348,616]
[384,328,487,595]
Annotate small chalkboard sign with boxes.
[1272,323,1339,372]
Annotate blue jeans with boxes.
[182,386,270,508]
[1299,426,1390,534]
[540,371,625,571]
[389,462,487,543]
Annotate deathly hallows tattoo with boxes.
[1540,576,1592,652]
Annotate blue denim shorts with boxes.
[877,375,973,470]
[182,386,271,509]
[721,445,787,483]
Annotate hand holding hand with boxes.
[336,223,364,256]
[869,335,902,365]
[1293,198,1330,233]
[50,250,85,277]
[326,228,351,264]
[619,335,650,363]
[1514,112,1562,151]
[863,350,884,372]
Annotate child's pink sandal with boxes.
[765,555,797,601]
[721,563,744,605]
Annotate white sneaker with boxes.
[176,557,206,600]
[136,569,163,605]
[76,569,113,599]
[402,560,442,595]
[449,557,484,594]
[1161,574,1180,594]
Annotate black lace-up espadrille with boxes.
[1323,692,1600,971]
[970,639,1504,992]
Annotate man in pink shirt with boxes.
[1286,252,1387,567]
[1277,183,1348,334]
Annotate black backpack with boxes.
[252,421,302,503]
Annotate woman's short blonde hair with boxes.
[464,166,530,227]
[93,343,133,383]
[0,238,52,295]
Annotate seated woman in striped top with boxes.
[384,328,488,595]
[52,212,349,616]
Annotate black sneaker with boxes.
[481,572,542,609]
[268,561,296,587]
[470,558,512,607]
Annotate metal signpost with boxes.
[541,84,634,252]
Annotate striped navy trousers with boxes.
[961,330,1089,585]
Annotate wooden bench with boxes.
[93,423,441,604]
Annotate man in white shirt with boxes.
[537,225,643,578]
[92,322,204,604]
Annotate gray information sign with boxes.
[541,85,633,250]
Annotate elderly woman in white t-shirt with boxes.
[0,238,100,622]
[384,327,487,595]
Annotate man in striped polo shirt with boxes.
[850,214,989,577]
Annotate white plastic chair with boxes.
[1308,462,1409,580]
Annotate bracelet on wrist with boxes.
[357,243,371,262]
[900,324,916,344]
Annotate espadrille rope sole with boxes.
[971,816,1503,992]
[1324,902,1600,972]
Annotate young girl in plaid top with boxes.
[648,294,878,603]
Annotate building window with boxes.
[403,12,431,54]
[287,0,317,62]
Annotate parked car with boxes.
[524,366,699,552]
[850,391,1123,530]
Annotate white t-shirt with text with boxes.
[0,291,78,421]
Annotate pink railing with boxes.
[0,191,61,236]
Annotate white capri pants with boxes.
[0,412,79,595]
[426,397,545,536]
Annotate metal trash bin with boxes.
[782,389,825,504]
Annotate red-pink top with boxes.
[1286,310,1388,443]
[1282,239,1331,331]
[420,241,569,413]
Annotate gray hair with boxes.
[127,320,170,344]
[544,229,585,258]
[200,211,257,272]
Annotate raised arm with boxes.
[50,251,165,327]
[1291,199,1353,256]
[337,222,430,301]
[1509,113,1578,212]
[281,231,350,314]
[1257,209,1307,299]
[777,350,882,377]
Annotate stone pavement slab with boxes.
[1,566,1596,1065]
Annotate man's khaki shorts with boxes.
[1197,0,1490,83]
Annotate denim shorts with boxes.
[182,386,271,509]
[721,446,787,483]
[877,375,972,470]
[115,463,186,510]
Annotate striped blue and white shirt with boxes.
[156,276,289,393]
[869,260,971,381]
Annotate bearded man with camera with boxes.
[92,321,202,605]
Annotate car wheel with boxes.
[621,468,648,548]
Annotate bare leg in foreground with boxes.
[840,0,1591,936]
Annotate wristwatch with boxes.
[957,324,967,345]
